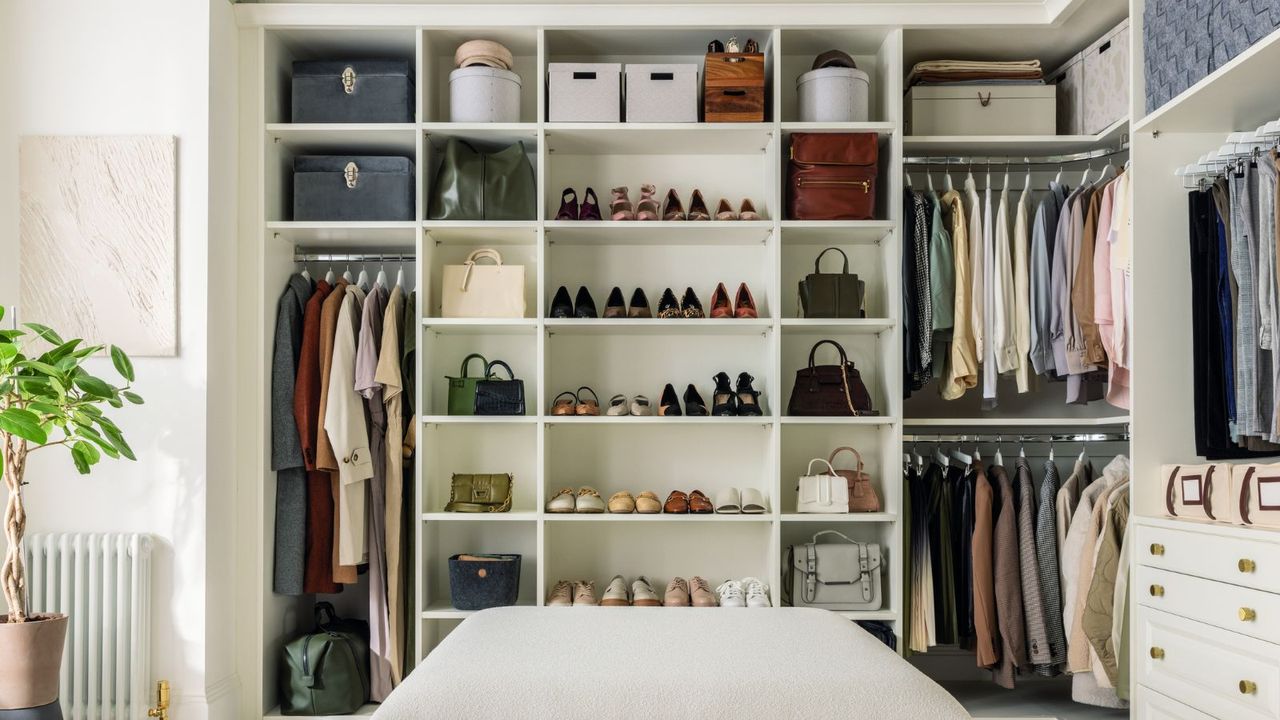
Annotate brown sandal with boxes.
[575,386,600,415]
[551,391,578,415]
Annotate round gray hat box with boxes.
[797,67,870,123]
[449,66,522,123]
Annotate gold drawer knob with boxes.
[1149,584,1165,597]
[1239,607,1258,622]
[1150,646,1165,660]
[1240,680,1258,695]
[1150,543,1166,556]
[1239,558,1257,573]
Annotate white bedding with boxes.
[375,607,971,719]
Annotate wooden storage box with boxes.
[905,84,1056,136]
[704,52,765,122]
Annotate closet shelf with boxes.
[834,610,897,621]
[545,416,773,426]
[780,121,897,136]
[902,117,1129,157]
[267,221,417,249]
[421,512,538,522]
[780,416,898,426]
[903,416,1131,428]
[424,222,539,247]
[781,318,895,334]
[544,123,775,155]
[779,220,896,246]
[421,122,539,142]
[543,220,773,246]
[420,415,537,425]
[544,318,772,336]
[422,318,539,335]
[266,123,417,153]
[781,512,897,523]
[544,514,775,523]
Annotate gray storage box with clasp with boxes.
[905,84,1056,136]
[291,60,414,123]
[293,156,415,221]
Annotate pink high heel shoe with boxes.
[610,186,635,221]
[636,184,660,221]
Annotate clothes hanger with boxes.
[1024,161,1032,191]
[912,439,925,473]
[933,435,949,468]
[1002,159,1009,192]
[395,264,405,289]
[356,263,369,290]
[905,170,914,188]
[1080,162,1092,186]
[985,160,991,191]
[300,266,311,281]
[1054,164,1063,185]
[1018,436,1026,458]
[972,434,982,463]
[1048,435,1055,462]
[1077,439,1089,465]
[993,434,1004,467]
[944,157,955,192]
[926,165,935,193]
[324,264,335,283]
[342,262,354,283]
[375,261,389,288]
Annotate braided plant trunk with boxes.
[2,431,28,623]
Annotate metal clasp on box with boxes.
[344,162,359,189]
[342,66,356,94]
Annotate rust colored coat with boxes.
[294,280,340,593]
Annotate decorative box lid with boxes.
[449,66,523,85]
[797,67,870,86]
[294,155,414,174]
[294,60,413,79]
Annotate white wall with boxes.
[0,1,238,717]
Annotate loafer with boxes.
[742,577,771,608]
[576,486,606,513]
[546,487,576,513]
[714,487,741,514]
[632,576,662,606]
[547,579,574,606]
[664,577,690,607]
[740,488,768,514]
[608,491,636,513]
[601,575,631,606]
[664,490,689,513]
[690,576,718,607]
[716,579,746,608]
[573,580,598,606]
[688,489,714,514]
[635,491,662,514]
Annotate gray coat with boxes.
[271,273,313,596]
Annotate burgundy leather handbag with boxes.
[787,339,875,416]
[786,132,879,220]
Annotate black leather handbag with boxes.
[474,359,526,415]
[787,339,875,416]
[799,247,866,318]
[427,138,536,221]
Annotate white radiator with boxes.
[23,533,153,720]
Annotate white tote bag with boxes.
[442,248,526,318]
[796,459,849,513]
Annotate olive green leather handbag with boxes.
[427,137,536,221]
[445,473,513,512]
[446,353,492,416]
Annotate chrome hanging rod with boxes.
[902,432,1129,443]
[903,143,1129,167]
[293,251,415,263]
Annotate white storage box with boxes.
[905,84,1056,136]
[547,62,621,122]
[1082,18,1129,135]
[797,67,870,123]
[624,64,697,123]
[450,67,522,123]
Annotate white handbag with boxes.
[441,248,526,318]
[796,458,849,513]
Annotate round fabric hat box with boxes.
[449,66,522,123]
[797,66,870,123]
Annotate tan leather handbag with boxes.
[829,446,880,513]
[441,248,526,318]
[1232,463,1280,528]
[1161,463,1230,523]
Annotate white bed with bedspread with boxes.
[374,606,971,719]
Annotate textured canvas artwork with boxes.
[19,135,177,356]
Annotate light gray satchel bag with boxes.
[784,529,882,610]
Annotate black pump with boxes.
[550,286,573,318]
[684,384,708,416]
[736,372,763,416]
[574,286,598,318]
[657,288,680,319]
[604,287,626,318]
[711,372,737,416]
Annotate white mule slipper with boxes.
[740,488,768,514]
[714,487,741,514]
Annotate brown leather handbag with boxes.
[786,132,879,220]
[829,446,881,513]
[787,339,875,416]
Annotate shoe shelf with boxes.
[421,512,540,522]
[779,220,897,245]
[543,318,773,336]
[544,513,776,523]
[542,415,773,425]
[780,513,898,523]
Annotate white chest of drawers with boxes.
[1135,518,1280,720]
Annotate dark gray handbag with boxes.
[783,529,882,610]
[798,247,866,318]
[474,360,525,416]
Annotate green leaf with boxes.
[70,446,90,474]
[72,375,114,399]
[107,396,123,408]
[26,401,64,417]
[109,346,135,383]
[70,441,100,474]
[22,323,63,346]
[43,339,83,363]
[74,426,119,459]
[99,422,135,461]
[121,391,144,405]
[0,408,49,445]
[0,344,17,363]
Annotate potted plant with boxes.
[0,307,141,713]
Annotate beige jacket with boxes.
[325,285,372,566]
[376,286,407,684]
[941,189,978,399]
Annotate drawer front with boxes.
[1140,524,1280,594]
[1138,566,1280,644]
[704,53,765,87]
[1138,608,1280,720]
[704,86,765,122]
[1136,685,1218,720]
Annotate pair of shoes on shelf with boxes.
[550,286,599,318]
[707,36,759,54]
[661,189,762,222]
[712,488,769,514]
[663,489,713,514]
[547,579,599,606]
[604,287,651,318]
[555,188,603,221]
[665,576,718,607]
[715,577,771,608]
[657,288,704,319]
[710,372,763,416]
[605,394,652,416]
[708,283,758,319]
[607,491,662,513]
[601,576,663,606]
[550,386,601,415]
[659,383,707,416]
[546,486,606,513]
[609,184,661,221]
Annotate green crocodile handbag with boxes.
[446,353,491,416]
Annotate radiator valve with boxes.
[147,680,169,720]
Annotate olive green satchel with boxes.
[446,353,492,416]
[445,473,513,512]
[427,137,536,221]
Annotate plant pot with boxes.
[0,614,67,710]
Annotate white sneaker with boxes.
[742,577,770,608]
[715,579,746,608]
[601,575,631,606]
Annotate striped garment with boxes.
[1016,458,1051,666]
[1034,459,1067,675]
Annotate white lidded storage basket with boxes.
[449,67,522,123]
[797,67,870,123]
[547,62,621,122]
[905,84,1056,136]
[625,63,698,123]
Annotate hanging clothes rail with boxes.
[901,431,1130,443]
[1173,118,1280,187]
[293,251,415,263]
[903,143,1129,167]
